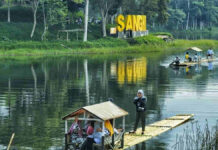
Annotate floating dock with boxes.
[171,58,216,67]
[120,114,194,150]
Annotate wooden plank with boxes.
[118,114,194,150]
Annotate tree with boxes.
[5,0,13,23]
[30,0,40,38]
[92,0,121,37]
[83,0,89,41]
[168,9,186,29]
[157,0,169,25]
[41,0,68,40]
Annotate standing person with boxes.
[194,53,198,62]
[207,48,214,59]
[130,89,147,135]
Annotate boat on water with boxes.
[62,101,128,150]
[170,47,215,67]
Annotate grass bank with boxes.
[0,36,218,57]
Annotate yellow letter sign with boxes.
[116,15,147,32]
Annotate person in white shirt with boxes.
[207,48,214,59]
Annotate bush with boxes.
[127,35,165,45]
[152,32,173,38]
[0,37,129,50]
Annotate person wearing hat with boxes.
[130,89,147,135]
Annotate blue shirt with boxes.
[93,132,103,144]
[207,49,214,55]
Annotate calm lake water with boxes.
[0,51,218,150]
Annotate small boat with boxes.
[170,47,215,67]
[62,101,128,150]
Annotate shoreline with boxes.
[0,39,218,57]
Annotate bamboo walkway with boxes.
[120,114,194,150]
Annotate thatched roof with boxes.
[187,47,202,52]
[62,101,128,121]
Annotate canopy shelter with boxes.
[187,47,203,52]
[62,101,128,150]
[185,47,203,62]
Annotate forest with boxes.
[0,0,218,41]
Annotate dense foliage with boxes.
[0,0,218,41]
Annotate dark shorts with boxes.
[207,54,211,56]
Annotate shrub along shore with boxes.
[0,36,218,57]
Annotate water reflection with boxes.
[208,61,213,71]
[111,58,147,86]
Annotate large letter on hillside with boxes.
[116,15,125,32]
[142,15,146,31]
[137,15,143,31]
[126,15,133,31]
[132,15,140,31]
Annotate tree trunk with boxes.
[177,20,179,29]
[83,0,89,42]
[200,21,204,30]
[101,8,107,37]
[30,0,39,39]
[41,1,47,41]
[111,15,115,24]
[8,0,11,23]
[186,0,190,30]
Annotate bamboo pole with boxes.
[7,133,15,150]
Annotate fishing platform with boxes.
[120,114,194,150]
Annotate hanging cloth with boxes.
[104,120,114,136]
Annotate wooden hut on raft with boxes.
[62,101,129,150]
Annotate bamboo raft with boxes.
[120,114,194,150]
[171,58,216,67]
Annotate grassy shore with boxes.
[0,37,218,57]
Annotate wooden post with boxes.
[65,134,68,150]
[121,116,125,148]
[65,120,68,150]
[101,136,104,150]
[121,132,124,148]
[102,121,105,150]
[112,119,115,147]
[122,116,125,130]
[7,133,15,150]
[65,120,68,134]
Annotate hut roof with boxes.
[62,101,128,121]
[187,47,202,52]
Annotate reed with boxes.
[172,120,218,150]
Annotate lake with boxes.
[0,51,218,150]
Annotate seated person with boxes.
[81,125,95,150]
[174,56,180,65]
[185,52,192,62]
[170,56,180,66]
[93,127,103,144]
[68,117,82,137]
